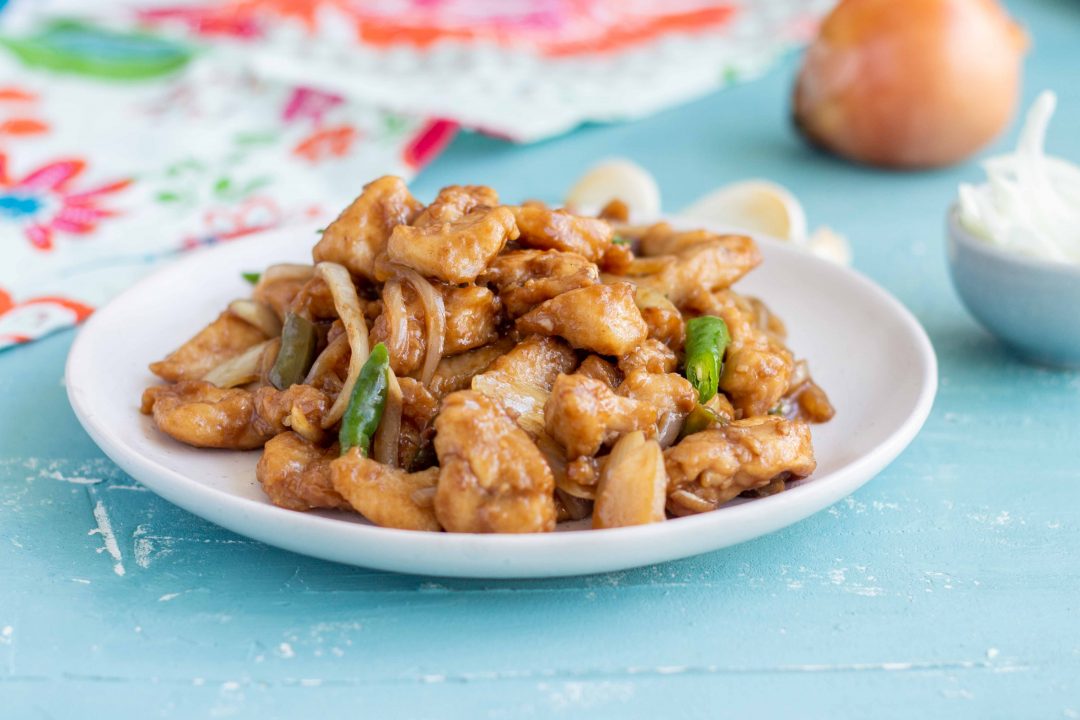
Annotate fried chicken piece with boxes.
[664,417,816,516]
[699,290,794,418]
[149,311,267,382]
[617,369,697,448]
[632,285,685,349]
[429,338,515,399]
[331,447,441,531]
[478,249,599,317]
[634,230,761,307]
[257,431,348,511]
[434,390,556,533]
[593,432,667,529]
[141,382,330,450]
[516,282,647,356]
[254,276,308,322]
[441,285,502,355]
[471,336,577,436]
[576,355,621,389]
[544,373,656,458]
[618,339,677,374]
[510,205,614,262]
[312,175,423,280]
[387,206,518,284]
[413,185,499,226]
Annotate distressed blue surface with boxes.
[2,0,1079,717]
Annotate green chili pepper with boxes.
[679,405,721,440]
[339,343,390,457]
[241,271,261,285]
[268,312,318,390]
[611,234,629,246]
[683,315,731,404]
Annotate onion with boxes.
[228,299,282,338]
[258,263,314,286]
[202,340,273,388]
[394,266,445,386]
[314,262,370,428]
[793,0,1026,168]
[381,279,409,361]
[373,366,403,467]
[304,332,349,386]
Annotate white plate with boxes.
[66,226,937,578]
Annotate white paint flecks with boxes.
[542,681,636,711]
[158,592,182,602]
[41,469,102,485]
[986,648,1000,660]
[89,500,125,576]
[0,626,12,645]
[71,578,91,585]
[277,642,295,659]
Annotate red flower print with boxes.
[0,286,94,350]
[0,153,132,252]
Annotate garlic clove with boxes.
[680,180,808,243]
[564,158,661,220]
[806,226,853,266]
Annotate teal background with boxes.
[2,0,1078,716]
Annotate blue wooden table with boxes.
[3,1,1079,716]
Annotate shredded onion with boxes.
[959,91,1080,264]
[228,299,282,338]
[202,340,273,388]
[373,367,403,467]
[395,265,445,386]
[304,332,349,385]
[315,262,371,428]
[381,279,409,362]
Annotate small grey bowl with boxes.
[947,203,1080,368]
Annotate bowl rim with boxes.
[946,202,1080,280]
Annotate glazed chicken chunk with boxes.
[331,448,441,531]
[511,204,614,261]
[387,206,518,284]
[312,175,423,280]
[434,390,556,533]
[664,417,816,516]
[517,282,648,356]
[141,381,330,450]
[471,336,577,436]
[257,431,348,511]
[149,311,267,382]
[479,249,599,317]
[635,232,762,307]
[544,373,657,458]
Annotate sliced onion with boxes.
[228,299,282,338]
[373,366,403,468]
[395,266,445,386]
[315,262,370,428]
[258,263,314,286]
[304,332,349,385]
[202,339,273,388]
[381,279,409,361]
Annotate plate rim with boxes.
[65,225,938,576]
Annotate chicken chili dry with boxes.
[141,177,834,533]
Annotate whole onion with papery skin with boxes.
[793,0,1027,169]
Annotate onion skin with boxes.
[793,0,1027,169]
